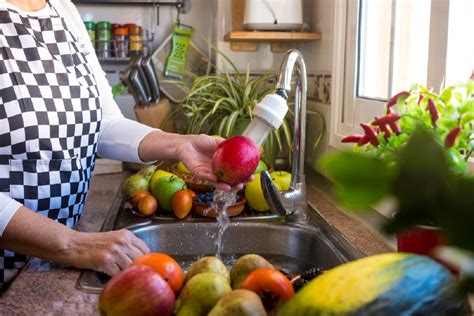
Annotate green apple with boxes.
[270,171,291,191]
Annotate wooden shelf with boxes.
[224,31,322,42]
[228,0,321,52]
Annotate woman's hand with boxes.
[176,134,252,191]
[138,131,252,191]
[67,229,149,276]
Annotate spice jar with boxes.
[83,21,95,48]
[96,21,112,58]
[129,24,144,57]
[114,27,129,58]
[111,23,122,57]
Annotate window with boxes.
[330,0,474,148]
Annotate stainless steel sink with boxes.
[76,192,363,293]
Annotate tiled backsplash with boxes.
[313,73,332,104]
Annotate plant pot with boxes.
[170,163,214,193]
[396,226,461,275]
[192,197,247,218]
[396,225,445,256]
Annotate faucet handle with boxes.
[260,171,287,217]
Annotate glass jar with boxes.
[83,21,95,48]
[96,21,112,58]
[111,23,122,57]
[114,27,129,58]
[129,24,144,57]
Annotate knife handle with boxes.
[142,55,161,102]
[120,68,140,106]
[129,68,148,106]
[131,56,152,104]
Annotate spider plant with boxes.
[168,51,325,166]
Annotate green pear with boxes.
[185,256,230,284]
[175,272,232,316]
[122,174,149,200]
[230,254,274,289]
[137,164,158,180]
[208,289,267,316]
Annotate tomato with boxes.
[131,253,184,295]
[186,189,197,199]
[172,189,193,219]
[137,194,158,216]
[131,189,150,210]
[240,268,294,301]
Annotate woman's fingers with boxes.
[114,249,133,270]
[71,230,150,276]
[230,183,244,191]
[130,234,150,255]
[209,181,231,191]
[102,262,122,277]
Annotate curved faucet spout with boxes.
[261,49,308,216]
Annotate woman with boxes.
[0,0,244,291]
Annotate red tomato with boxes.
[172,190,193,219]
[137,194,158,216]
[186,189,197,199]
[130,189,150,210]
[240,268,294,301]
[131,253,184,295]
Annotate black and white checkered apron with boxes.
[0,3,101,290]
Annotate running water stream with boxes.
[203,189,237,259]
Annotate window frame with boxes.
[330,0,453,150]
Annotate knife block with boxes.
[133,97,174,132]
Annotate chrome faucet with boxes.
[261,49,307,217]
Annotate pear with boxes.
[122,174,149,201]
[175,272,232,316]
[208,289,267,316]
[230,254,273,289]
[185,256,230,284]
[137,164,158,180]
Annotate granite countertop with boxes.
[0,171,392,315]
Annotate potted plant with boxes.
[167,52,325,167]
[342,81,474,174]
[320,127,474,290]
[328,80,474,257]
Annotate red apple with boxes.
[212,136,260,185]
[98,265,175,316]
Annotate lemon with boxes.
[150,169,175,192]
[176,161,191,174]
[245,173,282,212]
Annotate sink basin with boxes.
[76,192,363,293]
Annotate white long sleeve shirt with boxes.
[0,0,156,235]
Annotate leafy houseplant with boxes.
[321,80,474,291]
[168,53,324,166]
[342,81,474,174]
[320,127,474,292]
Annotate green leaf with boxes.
[224,111,240,137]
[393,128,450,211]
[319,152,395,209]
[441,176,474,252]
